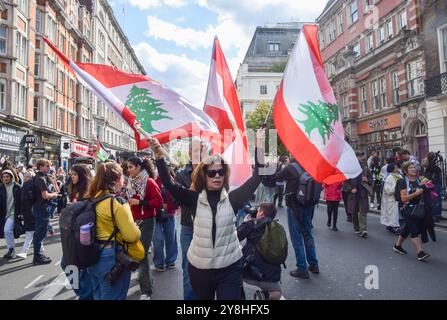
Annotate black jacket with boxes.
[237,217,281,282]
[273,160,301,207]
[0,183,22,238]
[21,179,35,232]
[174,161,194,227]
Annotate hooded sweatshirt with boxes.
[3,170,16,220]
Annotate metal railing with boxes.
[425,72,447,98]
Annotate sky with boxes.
[109,0,329,107]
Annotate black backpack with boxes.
[22,177,38,205]
[59,194,115,269]
[291,163,322,207]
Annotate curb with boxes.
[318,200,447,230]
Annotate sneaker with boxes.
[327,221,331,227]
[332,225,338,231]
[360,231,368,238]
[139,294,151,300]
[16,252,27,259]
[308,265,319,274]
[393,245,407,255]
[3,249,15,259]
[417,251,430,261]
[370,203,375,208]
[154,265,165,272]
[33,255,52,265]
[166,264,176,270]
[253,290,266,300]
[290,269,310,279]
[278,204,283,208]
[354,230,361,234]
[48,229,55,237]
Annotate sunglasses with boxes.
[205,168,225,178]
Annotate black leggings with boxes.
[327,201,340,225]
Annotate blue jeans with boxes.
[86,245,131,300]
[61,257,93,300]
[432,185,442,218]
[32,206,49,260]
[287,206,318,271]
[153,215,178,268]
[180,224,196,300]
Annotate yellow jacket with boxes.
[94,192,141,244]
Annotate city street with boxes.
[1,204,446,300]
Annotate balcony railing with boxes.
[425,72,447,98]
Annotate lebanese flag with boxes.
[204,37,252,187]
[43,38,219,150]
[273,25,361,184]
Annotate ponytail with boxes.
[128,157,155,179]
[86,162,123,199]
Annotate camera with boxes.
[104,251,140,285]
[242,253,264,281]
[244,205,258,219]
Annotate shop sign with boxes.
[24,134,36,144]
[33,148,46,155]
[368,118,389,130]
[41,135,59,145]
[72,141,89,155]
[0,125,26,146]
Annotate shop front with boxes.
[0,123,27,164]
[33,132,61,167]
[357,112,402,161]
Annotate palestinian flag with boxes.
[204,37,252,188]
[273,24,361,184]
[43,38,219,150]
[96,139,110,161]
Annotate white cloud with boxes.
[128,0,187,10]
[133,42,209,107]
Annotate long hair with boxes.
[86,162,123,199]
[191,154,230,193]
[68,164,92,200]
[127,157,155,179]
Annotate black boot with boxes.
[332,211,338,231]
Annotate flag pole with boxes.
[263,104,273,127]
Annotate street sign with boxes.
[33,148,45,155]
[24,134,36,144]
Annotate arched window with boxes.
[414,121,426,137]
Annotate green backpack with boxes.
[256,220,288,265]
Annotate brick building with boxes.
[317,0,428,160]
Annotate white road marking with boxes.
[25,275,44,289]
[33,272,68,300]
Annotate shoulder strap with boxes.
[98,196,118,254]
[91,193,114,206]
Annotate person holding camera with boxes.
[85,162,141,300]
[148,132,264,300]
[126,157,163,299]
[237,203,283,300]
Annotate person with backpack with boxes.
[148,133,264,300]
[273,158,320,279]
[83,162,142,300]
[273,156,289,208]
[126,157,163,299]
[32,159,59,265]
[323,181,343,231]
[0,170,23,259]
[237,203,286,300]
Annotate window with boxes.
[398,10,407,30]
[407,60,423,97]
[350,1,359,24]
[14,83,26,117]
[260,85,267,95]
[18,0,28,16]
[440,26,447,73]
[378,25,385,43]
[68,113,72,134]
[0,78,5,110]
[98,31,105,49]
[371,80,379,111]
[392,72,399,104]
[70,45,75,60]
[36,10,42,33]
[33,97,39,122]
[329,20,336,42]
[16,32,27,65]
[58,70,63,92]
[386,19,393,38]
[341,93,349,119]
[268,42,280,52]
[353,42,360,57]
[361,86,367,114]
[0,26,6,55]
[338,13,343,35]
[415,122,426,137]
[69,79,74,99]
[45,57,55,84]
[43,100,55,127]
[57,108,62,130]
[366,33,374,52]
[46,16,57,43]
[34,53,40,77]
[59,34,66,53]
[379,77,387,108]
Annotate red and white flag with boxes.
[43,38,219,150]
[273,25,361,184]
[204,37,252,188]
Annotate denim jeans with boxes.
[180,224,196,300]
[287,206,318,271]
[139,217,155,295]
[32,206,49,260]
[61,257,93,300]
[153,215,178,268]
[86,245,130,300]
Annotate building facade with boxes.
[236,22,302,117]
[423,0,447,159]
[0,0,145,167]
[317,0,427,161]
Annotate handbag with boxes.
[401,203,425,220]
[14,217,25,239]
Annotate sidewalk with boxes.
[319,200,447,230]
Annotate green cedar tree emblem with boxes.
[295,100,340,144]
[126,85,172,134]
